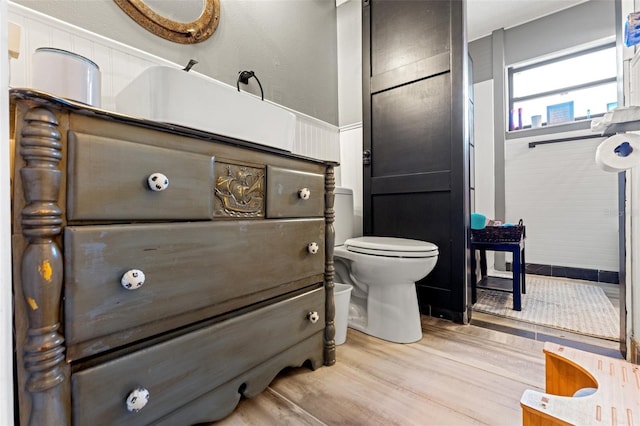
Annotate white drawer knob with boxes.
[121,269,145,290]
[147,173,169,191]
[298,187,311,200]
[307,311,320,324]
[307,242,319,255]
[126,386,150,412]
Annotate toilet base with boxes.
[347,284,423,344]
[347,320,422,344]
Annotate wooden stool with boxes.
[521,342,640,425]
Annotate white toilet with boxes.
[333,187,438,344]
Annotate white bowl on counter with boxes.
[31,47,101,108]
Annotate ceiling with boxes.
[467,0,588,41]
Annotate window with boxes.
[507,43,617,130]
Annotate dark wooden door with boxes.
[363,0,471,322]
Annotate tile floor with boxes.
[471,274,623,359]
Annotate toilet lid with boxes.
[344,236,439,258]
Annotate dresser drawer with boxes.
[70,287,324,426]
[266,165,324,218]
[67,132,215,221]
[64,219,325,351]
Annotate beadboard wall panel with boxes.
[294,113,341,162]
[8,2,339,161]
[505,134,618,271]
[8,3,172,112]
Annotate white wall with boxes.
[473,80,619,271]
[627,46,640,358]
[336,0,363,236]
[505,134,618,270]
[336,0,362,128]
[1,0,14,423]
[473,79,496,270]
[468,0,621,273]
[338,124,363,237]
[629,164,640,358]
[469,0,620,273]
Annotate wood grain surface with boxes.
[217,316,547,426]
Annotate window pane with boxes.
[512,81,616,128]
[512,47,616,98]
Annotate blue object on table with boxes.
[471,213,486,230]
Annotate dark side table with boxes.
[471,237,526,311]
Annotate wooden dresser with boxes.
[10,89,337,425]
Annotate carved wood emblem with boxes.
[214,163,264,217]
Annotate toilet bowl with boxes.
[333,187,439,344]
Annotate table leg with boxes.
[521,243,526,295]
[480,249,487,278]
[512,246,522,311]
[471,247,477,303]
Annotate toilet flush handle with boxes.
[298,187,311,200]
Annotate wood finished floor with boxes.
[217,317,548,426]
[217,277,623,425]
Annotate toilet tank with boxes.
[334,187,354,246]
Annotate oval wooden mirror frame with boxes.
[114,0,220,44]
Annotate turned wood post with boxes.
[19,107,69,425]
[324,165,336,365]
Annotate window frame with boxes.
[507,42,617,130]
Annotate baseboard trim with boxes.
[419,304,466,325]
[504,262,619,284]
[631,337,640,364]
[470,317,623,359]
